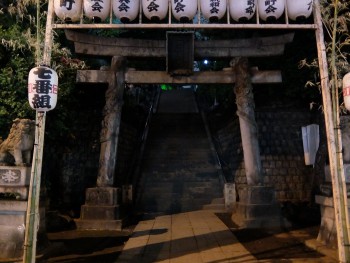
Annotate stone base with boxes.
[315,195,343,248]
[232,185,289,230]
[0,224,25,258]
[77,187,126,230]
[0,166,31,186]
[74,218,125,231]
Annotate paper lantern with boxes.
[200,0,227,22]
[113,0,140,23]
[171,0,197,22]
[258,0,285,22]
[142,0,168,21]
[54,0,82,22]
[28,66,58,112]
[343,73,350,111]
[229,0,256,22]
[286,0,313,22]
[84,0,111,22]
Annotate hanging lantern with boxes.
[286,0,313,22]
[113,0,140,23]
[200,0,227,23]
[28,66,58,112]
[343,73,350,111]
[142,0,168,22]
[171,0,197,23]
[257,0,285,22]
[84,0,111,22]
[229,0,256,22]
[54,0,82,22]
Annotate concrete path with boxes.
[116,210,256,263]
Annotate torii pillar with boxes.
[75,56,126,230]
[231,57,286,229]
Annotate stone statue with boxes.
[342,119,350,163]
[0,118,35,166]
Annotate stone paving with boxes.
[117,210,256,263]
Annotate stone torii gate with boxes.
[67,30,293,229]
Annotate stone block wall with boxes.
[212,111,317,203]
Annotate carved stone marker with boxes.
[0,167,31,259]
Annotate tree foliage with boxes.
[0,0,86,138]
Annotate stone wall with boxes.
[212,110,319,203]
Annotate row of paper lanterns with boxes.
[55,0,314,24]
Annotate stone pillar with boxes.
[231,58,287,229]
[75,57,126,230]
[97,56,126,187]
[232,57,263,186]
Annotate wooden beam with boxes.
[65,30,294,59]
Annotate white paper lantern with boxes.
[54,0,82,22]
[84,0,111,22]
[286,0,313,22]
[28,66,58,112]
[113,0,140,23]
[258,0,285,22]
[229,0,256,22]
[171,0,197,22]
[200,0,227,22]
[142,0,168,21]
[343,73,350,111]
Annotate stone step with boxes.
[74,218,124,231]
[142,172,219,182]
[140,180,222,189]
[142,152,215,161]
[0,200,27,211]
[139,197,219,213]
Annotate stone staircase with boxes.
[136,92,224,215]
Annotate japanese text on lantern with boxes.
[209,0,220,14]
[264,0,277,14]
[147,0,160,12]
[28,67,58,110]
[91,0,104,12]
[174,0,185,13]
[246,0,255,15]
[119,0,130,12]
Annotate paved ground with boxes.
[0,210,338,263]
